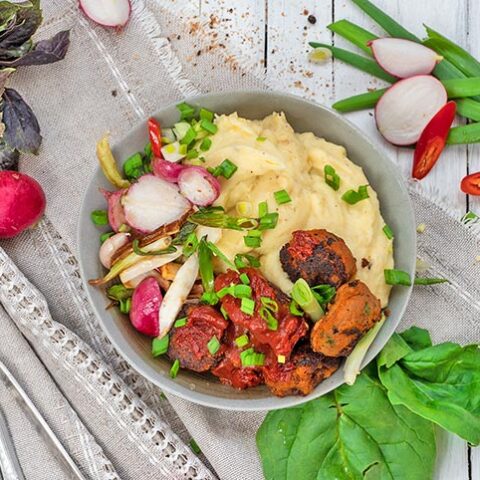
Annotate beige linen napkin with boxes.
[1,1,479,480]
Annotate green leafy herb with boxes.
[274,189,292,205]
[123,152,144,180]
[324,165,340,190]
[341,185,369,205]
[91,209,108,226]
[152,335,169,357]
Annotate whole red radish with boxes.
[130,276,162,337]
[0,171,46,239]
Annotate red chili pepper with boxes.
[412,101,457,180]
[147,117,162,158]
[461,172,480,195]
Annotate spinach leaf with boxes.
[379,342,480,444]
[2,87,41,153]
[400,326,432,351]
[257,371,435,480]
[377,332,412,368]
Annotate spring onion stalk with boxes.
[132,239,176,256]
[425,26,480,78]
[456,99,480,122]
[447,123,480,145]
[327,19,377,54]
[189,210,258,231]
[309,42,396,83]
[198,239,215,293]
[206,241,237,271]
[442,78,480,98]
[344,316,386,385]
[384,269,412,286]
[291,279,324,322]
[414,277,449,285]
[332,89,386,113]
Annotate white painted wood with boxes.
[473,446,480,480]
[435,428,469,479]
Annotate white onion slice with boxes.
[375,75,447,146]
[79,0,131,28]
[123,174,190,233]
[178,167,220,206]
[370,38,442,79]
[99,232,130,268]
[157,253,199,338]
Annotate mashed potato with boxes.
[200,112,393,306]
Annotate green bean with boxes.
[442,78,480,98]
[456,99,480,122]
[332,89,386,112]
[327,20,377,55]
[309,42,396,83]
[447,123,480,145]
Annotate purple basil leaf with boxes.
[0,5,42,49]
[0,141,19,170]
[0,39,32,60]
[0,30,70,67]
[0,68,14,97]
[2,87,41,154]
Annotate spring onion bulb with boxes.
[291,279,324,322]
[344,316,386,386]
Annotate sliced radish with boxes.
[375,75,447,146]
[79,0,131,28]
[369,38,442,79]
[99,232,130,268]
[157,253,199,338]
[152,157,186,183]
[130,277,162,337]
[123,174,190,233]
[178,167,220,206]
[100,188,126,232]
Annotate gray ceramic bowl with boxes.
[78,91,416,411]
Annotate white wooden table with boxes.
[167,0,479,477]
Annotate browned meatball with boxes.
[310,280,382,357]
[263,343,341,397]
[279,229,357,288]
[168,305,228,372]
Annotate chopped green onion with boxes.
[172,222,197,245]
[277,355,286,364]
[170,359,180,378]
[189,439,201,454]
[384,269,412,286]
[180,127,196,145]
[341,185,369,205]
[240,347,254,363]
[107,284,133,301]
[174,317,187,328]
[100,232,114,243]
[256,136,266,142]
[220,305,229,319]
[324,165,340,191]
[132,239,177,256]
[447,122,480,145]
[206,241,237,271]
[235,334,249,347]
[259,306,278,330]
[189,208,258,231]
[327,19,377,55]
[200,119,218,134]
[207,336,221,355]
[258,212,279,230]
[244,235,262,248]
[208,159,238,179]
[201,292,219,305]
[258,201,268,218]
[260,297,279,313]
[311,285,336,306]
[291,278,324,322]
[91,209,108,226]
[183,232,199,257]
[200,137,212,151]
[289,300,303,316]
[176,102,196,120]
[123,152,144,180]
[198,238,215,294]
[239,273,250,285]
[199,108,214,122]
[240,348,265,367]
[383,225,394,240]
[152,335,169,357]
[186,148,199,159]
[234,253,260,269]
[274,189,292,205]
[414,277,449,285]
[233,284,252,298]
[247,229,262,237]
[240,297,255,315]
[119,297,131,314]
[217,285,234,299]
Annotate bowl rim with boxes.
[78,89,416,411]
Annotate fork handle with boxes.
[0,408,25,480]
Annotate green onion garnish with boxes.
[200,119,218,134]
[207,336,221,355]
[244,235,262,248]
[240,273,250,285]
[234,253,260,269]
[200,137,212,151]
[107,284,133,302]
[289,300,303,316]
[170,359,180,378]
[235,334,249,347]
[208,159,238,179]
[461,211,478,223]
[384,269,411,286]
[324,165,340,191]
[220,305,229,319]
[144,142,153,159]
[291,278,324,322]
[259,212,279,231]
[274,189,292,205]
[234,284,252,298]
[258,201,268,218]
[176,102,196,120]
[183,232,199,257]
[342,185,369,205]
[206,241,237,271]
[199,108,214,122]
[172,222,197,245]
[198,238,215,293]
[217,285,234,299]
[174,317,187,328]
[186,148,199,159]
[119,297,131,314]
[260,306,278,330]
[383,224,394,240]
[123,152,144,180]
[414,277,449,285]
[241,297,255,315]
[152,335,169,357]
[256,136,266,142]
[201,292,219,305]
[180,127,196,145]
[91,209,108,226]
[260,297,279,313]
[311,284,336,306]
[132,239,177,256]
[240,348,265,367]
[189,208,257,231]
[100,232,114,244]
